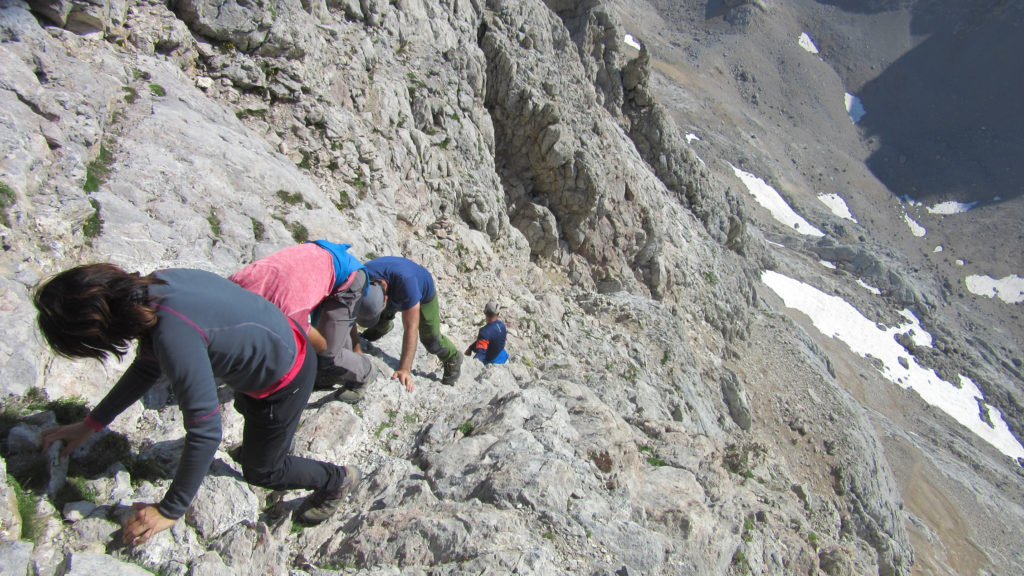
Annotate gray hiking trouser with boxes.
[315,270,373,386]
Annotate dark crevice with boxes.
[15,92,58,122]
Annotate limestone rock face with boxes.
[0,0,963,574]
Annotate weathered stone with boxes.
[0,459,21,541]
[0,540,34,576]
[24,0,73,27]
[512,202,559,258]
[5,422,41,454]
[210,522,290,575]
[184,462,259,540]
[720,370,752,431]
[63,551,155,575]
[63,500,99,522]
[186,551,231,576]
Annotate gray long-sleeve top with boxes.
[85,269,302,519]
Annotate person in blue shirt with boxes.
[465,300,508,364]
[360,256,461,388]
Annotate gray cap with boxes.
[484,300,500,316]
[357,282,386,327]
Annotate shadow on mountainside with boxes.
[815,0,965,27]
[856,6,1024,203]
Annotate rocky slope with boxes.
[0,0,1019,574]
[607,0,1024,574]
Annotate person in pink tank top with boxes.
[230,241,385,403]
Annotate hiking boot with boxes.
[335,368,376,404]
[360,320,393,342]
[297,465,362,525]
[440,353,462,386]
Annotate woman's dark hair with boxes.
[33,263,165,360]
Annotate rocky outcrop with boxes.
[0,0,917,574]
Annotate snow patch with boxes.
[729,164,824,237]
[686,133,701,143]
[798,32,819,54]
[817,193,857,222]
[820,260,837,270]
[933,246,943,253]
[624,34,641,50]
[762,270,1024,461]
[845,93,866,123]
[966,274,1024,304]
[927,201,978,215]
[857,279,881,295]
[904,213,926,237]
[898,309,932,347]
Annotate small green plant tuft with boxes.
[68,432,131,478]
[122,85,138,104]
[731,548,749,570]
[207,209,222,239]
[1,406,22,438]
[126,456,166,485]
[646,456,667,467]
[457,420,474,436]
[297,151,312,169]
[276,189,305,205]
[23,387,47,407]
[148,83,166,97]
[83,145,114,193]
[10,476,41,542]
[236,108,267,120]
[334,189,350,211]
[542,528,555,541]
[621,365,639,382]
[287,222,308,244]
[1,181,17,227]
[250,217,265,241]
[46,397,89,425]
[83,198,103,242]
[348,176,368,193]
[741,515,754,542]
